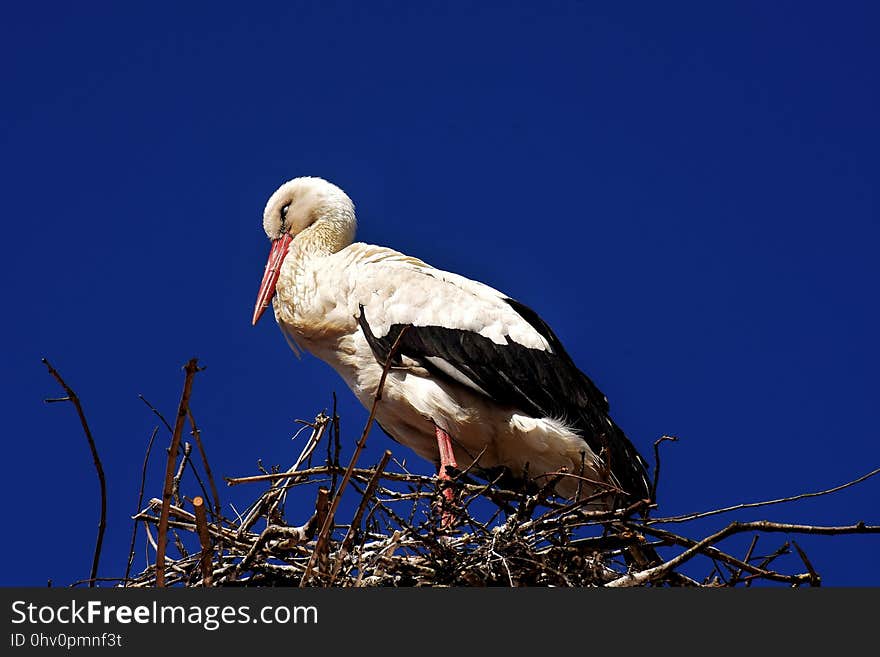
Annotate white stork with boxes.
[252,176,651,514]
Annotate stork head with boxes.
[252,176,356,326]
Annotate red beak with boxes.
[252,233,293,326]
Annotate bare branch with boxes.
[650,466,880,525]
[171,442,192,507]
[42,358,107,588]
[125,425,159,583]
[651,435,678,504]
[332,450,393,583]
[192,496,213,586]
[138,394,174,434]
[156,358,201,587]
[187,408,223,525]
[792,540,820,587]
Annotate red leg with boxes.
[435,426,458,527]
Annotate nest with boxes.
[43,358,879,588]
[125,407,878,588]
[127,411,643,586]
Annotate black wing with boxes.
[357,298,651,502]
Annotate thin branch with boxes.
[792,541,820,587]
[651,435,678,504]
[187,408,222,524]
[728,534,759,587]
[125,425,159,583]
[42,358,107,588]
[330,392,341,495]
[138,394,174,434]
[650,466,880,525]
[171,442,192,506]
[745,542,791,587]
[531,470,625,495]
[69,577,135,588]
[225,465,556,503]
[332,450,393,583]
[156,358,201,587]
[184,457,215,524]
[192,496,213,586]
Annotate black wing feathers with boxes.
[357,300,650,501]
[504,298,610,414]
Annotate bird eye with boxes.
[281,204,290,220]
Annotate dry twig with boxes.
[187,409,222,524]
[192,496,213,586]
[125,425,159,582]
[155,358,201,587]
[649,466,880,525]
[42,358,107,589]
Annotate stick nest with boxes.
[130,414,651,587]
[45,358,878,588]
[124,409,879,588]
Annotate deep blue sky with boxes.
[2,2,877,586]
